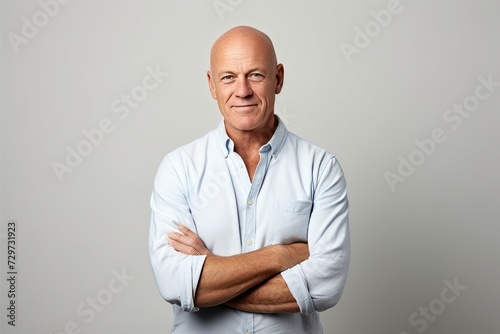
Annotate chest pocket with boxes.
[266,200,312,244]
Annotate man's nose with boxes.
[235,78,253,98]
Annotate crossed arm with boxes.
[168,225,309,313]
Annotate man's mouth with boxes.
[232,104,257,111]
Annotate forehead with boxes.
[215,53,268,72]
[211,36,275,72]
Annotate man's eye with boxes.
[250,73,264,80]
[221,75,234,82]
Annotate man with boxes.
[149,26,350,333]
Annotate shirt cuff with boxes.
[281,265,315,315]
[180,254,206,312]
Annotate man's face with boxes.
[207,37,284,134]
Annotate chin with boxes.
[227,114,259,127]
[233,121,260,131]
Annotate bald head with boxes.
[206,26,284,136]
[210,26,278,71]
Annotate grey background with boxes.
[1,0,499,333]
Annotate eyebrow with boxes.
[217,67,268,77]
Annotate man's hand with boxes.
[168,225,213,257]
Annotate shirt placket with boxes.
[242,146,271,334]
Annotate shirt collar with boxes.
[217,115,288,158]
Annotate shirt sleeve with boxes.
[149,153,207,312]
[281,157,350,315]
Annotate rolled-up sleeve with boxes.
[149,154,206,312]
[281,157,350,315]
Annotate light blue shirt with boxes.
[149,117,350,334]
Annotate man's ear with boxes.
[207,71,217,99]
[275,63,284,94]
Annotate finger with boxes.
[167,231,184,243]
[167,236,184,251]
[176,226,206,249]
[168,231,203,252]
[167,232,191,249]
[168,227,212,256]
[168,235,199,255]
[169,230,198,248]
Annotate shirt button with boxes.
[247,199,253,205]
[246,239,252,245]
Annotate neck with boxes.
[225,116,277,155]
